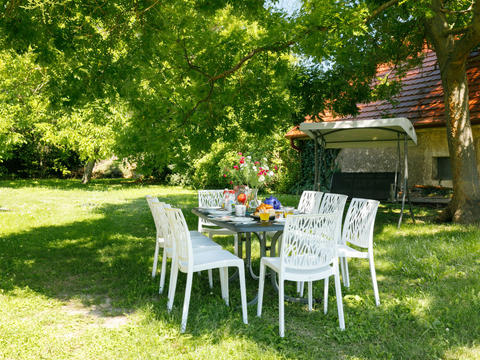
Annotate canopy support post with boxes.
[314,134,319,191]
[398,135,416,228]
[394,133,400,202]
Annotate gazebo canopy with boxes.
[298,117,417,227]
[299,117,417,148]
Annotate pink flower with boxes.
[238,152,243,156]
[223,174,227,178]
[274,165,278,170]
[233,165,239,170]
[229,180,233,184]
[254,161,260,165]
[259,167,262,171]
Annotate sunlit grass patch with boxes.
[0,179,479,359]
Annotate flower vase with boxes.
[246,187,260,211]
[234,185,259,211]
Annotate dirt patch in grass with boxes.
[62,296,130,329]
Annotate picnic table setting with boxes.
[145,154,381,337]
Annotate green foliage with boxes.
[288,139,339,194]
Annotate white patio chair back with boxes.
[146,196,162,236]
[281,213,337,271]
[297,191,323,214]
[198,190,225,231]
[342,198,379,249]
[151,202,172,247]
[318,193,348,243]
[165,208,194,270]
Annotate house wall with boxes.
[336,125,480,187]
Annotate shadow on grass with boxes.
[0,193,478,359]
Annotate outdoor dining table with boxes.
[192,207,321,305]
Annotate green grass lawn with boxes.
[0,179,479,359]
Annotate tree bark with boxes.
[82,160,95,184]
[425,0,480,223]
[437,60,480,223]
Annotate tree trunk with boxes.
[82,160,95,184]
[438,59,480,223]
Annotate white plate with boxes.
[230,217,255,223]
[207,210,227,215]
[212,216,232,221]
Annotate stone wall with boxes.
[336,125,480,188]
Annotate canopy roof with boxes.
[299,117,417,149]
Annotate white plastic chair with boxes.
[146,195,164,278]
[337,198,380,306]
[198,189,239,253]
[297,190,324,214]
[146,195,205,278]
[257,213,345,337]
[165,208,248,333]
[151,202,222,294]
[299,192,349,297]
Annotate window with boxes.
[433,157,452,180]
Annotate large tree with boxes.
[296,0,480,223]
[1,0,479,221]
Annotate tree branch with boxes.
[444,24,472,35]
[209,39,296,82]
[368,0,401,20]
[441,1,474,14]
[180,82,215,126]
[180,38,211,79]
[452,0,480,60]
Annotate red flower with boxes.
[233,165,239,170]
[223,174,227,178]
[239,158,245,164]
[274,165,278,170]
[254,161,260,165]
[229,180,233,184]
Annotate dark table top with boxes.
[192,207,284,233]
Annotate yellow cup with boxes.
[283,207,294,218]
[259,212,270,222]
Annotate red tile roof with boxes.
[286,49,480,139]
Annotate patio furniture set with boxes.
[146,190,380,337]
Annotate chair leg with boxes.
[234,234,239,256]
[369,252,380,306]
[334,264,345,330]
[237,264,248,325]
[308,281,313,311]
[257,261,266,317]
[279,276,285,337]
[159,250,168,294]
[323,277,329,314]
[219,267,229,306]
[180,271,194,333]
[299,281,305,297]
[167,261,179,312]
[343,257,350,288]
[208,269,213,289]
[339,255,345,283]
[152,240,160,278]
